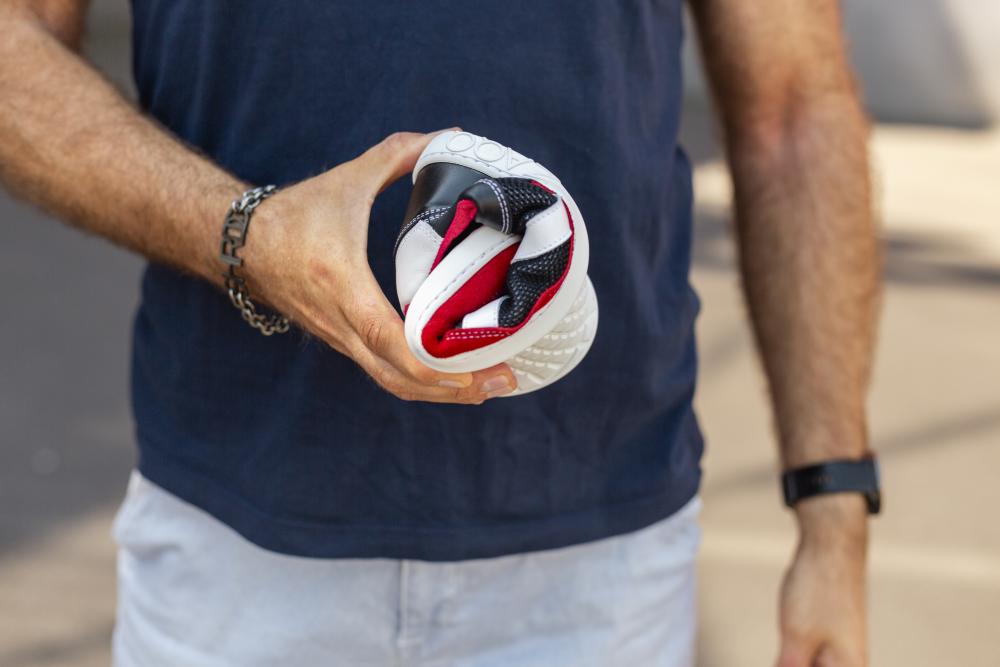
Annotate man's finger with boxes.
[347,296,490,389]
[470,363,518,398]
[350,341,494,404]
[367,317,517,398]
[345,273,517,399]
[352,129,458,195]
[355,309,520,400]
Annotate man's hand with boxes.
[248,131,516,404]
[777,496,869,667]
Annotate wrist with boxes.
[238,192,288,298]
[197,180,249,286]
[780,419,869,470]
[215,185,293,335]
[227,186,305,314]
[794,493,869,554]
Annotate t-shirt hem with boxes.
[137,446,701,563]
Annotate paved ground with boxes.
[1,7,998,667]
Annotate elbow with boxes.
[724,81,870,172]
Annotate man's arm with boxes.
[0,1,513,403]
[689,1,880,665]
[0,0,241,283]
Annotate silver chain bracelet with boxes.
[219,185,290,336]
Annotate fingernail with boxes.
[485,386,514,399]
[438,379,466,388]
[480,376,511,393]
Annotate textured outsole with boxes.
[505,276,599,395]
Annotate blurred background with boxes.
[1,1,997,665]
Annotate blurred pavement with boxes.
[1,5,998,667]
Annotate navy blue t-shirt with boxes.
[130,0,703,561]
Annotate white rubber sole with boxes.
[505,276,598,395]
[403,131,598,395]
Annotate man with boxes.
[0,0,880,665]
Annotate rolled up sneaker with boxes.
[394,131,599,396]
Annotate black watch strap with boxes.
[782,454,882,515]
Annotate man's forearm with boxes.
[729,94,879,477]
[0,6,244,286]
[691,0,880,495]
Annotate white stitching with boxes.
[445,330,507,340]
[406,207,450,231]
[394,207,451,256]
[420,208,450,226]
[414,237,517,330]
[516,204,571,260]
[414,206,449,221]
[523,201,561,230]
[416,221,443,245]
[475,178,509,233]
[515,235,571,263]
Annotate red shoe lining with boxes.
[421,195,575,359]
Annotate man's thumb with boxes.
[355,129,458,195]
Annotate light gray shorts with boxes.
[112,472,701,667]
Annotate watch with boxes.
[782,454,882,515]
